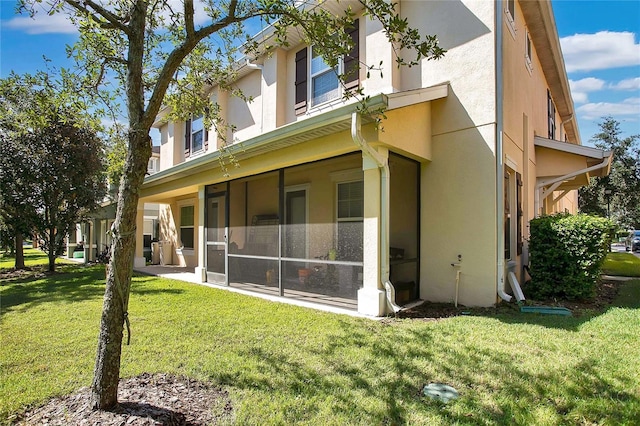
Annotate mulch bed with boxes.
[13,374,233,426]
[394,278,625,320]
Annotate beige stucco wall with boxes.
[398,0,499,306]
[501,0,579,277]
[378,103,432,161]
[421,124,498,307]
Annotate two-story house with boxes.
[132,0,611,316]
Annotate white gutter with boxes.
[350,112,402,313]
[495,3,511,303]
[534,155,612,217]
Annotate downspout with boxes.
[534,155,612,217]
[495,2,511,302]
[351,112,402,313]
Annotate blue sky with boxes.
[1,1,639,145]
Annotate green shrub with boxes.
[528,213,614,300]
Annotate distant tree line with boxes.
[579,117,640,231]
[0,72,107,271]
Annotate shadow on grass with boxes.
[0,264,184,317]
[209,314,640,424]
[429,278,638,334]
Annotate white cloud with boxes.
[569,77,606,103]
[4,1,213,35]
[611,77,640,91]
[576,97,640,120]
[4,12,77,35]
[561,31,640,72]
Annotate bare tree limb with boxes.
[184,0,195,39]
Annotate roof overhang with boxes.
[520,1,580,145]
[143,83,449,194]
[534,136,613,190]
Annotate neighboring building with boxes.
[68,146,162,262]
[133,0,611,315]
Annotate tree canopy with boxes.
[579,116,640,230]
[0,72,107,271]
[16,0,445,410]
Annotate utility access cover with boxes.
[422,383,459,403]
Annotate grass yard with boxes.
[1,256,639,424]
[0,247,72,270]
[602,252,640,277]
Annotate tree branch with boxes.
[63,0,130,35]
[184,0,195,39]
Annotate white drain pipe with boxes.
[495,4,511,303]
[351,112,401,313]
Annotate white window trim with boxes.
[334,179,364,262]
[335,180,364,223]
[504,0,516,39]
[178,201,196,251]
[524,30,533,75]
[309,45,343,108]
[188,115,206,158]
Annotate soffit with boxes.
[519,0,580,145]
[144,83,450,191]
[534,136,613,191]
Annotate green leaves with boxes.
[529,214,615,300]
[579,117,640,230]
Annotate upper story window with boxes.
[295,19,360,115]
[311,46,341,106]
[505,0,516,37]
[147,157,159,174]
[525,30,533,73]
[507,0,515,21]
[547,89,556,139]
[184,115,208,158]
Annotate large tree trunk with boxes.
[90,128,151,410]
[14,232,24,269]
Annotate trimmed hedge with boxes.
[528,214,614,300]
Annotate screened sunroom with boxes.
[202,152,419,310]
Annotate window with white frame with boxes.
[180,205,195,250]
[147,157,159,174]
[336,180,364,262]
[184,115,208,158]
[505,0,516,37]
[547,89,556,139]
[294,19,360,115]
[506,0,515,21]
[310,45,341,106]
[525,30,533,72]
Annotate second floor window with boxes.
[295,19,359,115]
[547,90,556,139]
[184,115,208,158]
[311,46,340,106]
[506,0,515,22]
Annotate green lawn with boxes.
[602,252,640,277]
[1,260,639,424]
[0,247,73,270]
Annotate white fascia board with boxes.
[386,82,449,110]
[143,94,388,187]
[534,136,612,160]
